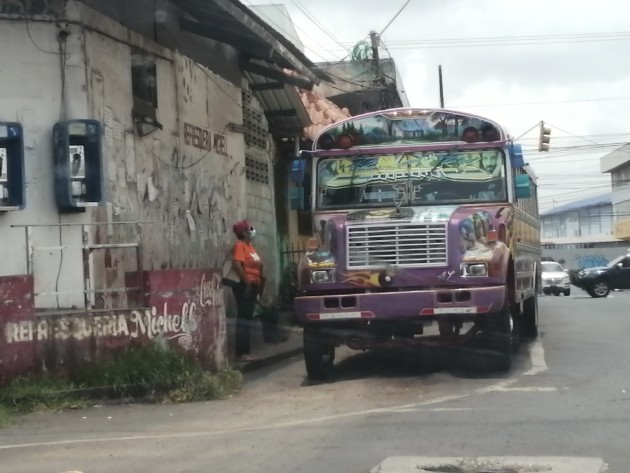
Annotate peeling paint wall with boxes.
[76,5,248,309]
[0,269,226,384]
[0,0,291,318]
[0,18,91,309]
[242,90,279,302]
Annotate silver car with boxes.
[541,261,571,296]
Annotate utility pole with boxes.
[369,30,381,71]
[438,65,445,108]
[370,30,390,110]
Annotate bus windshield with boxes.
[317,149,507,210]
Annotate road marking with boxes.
[488,386,558,392]
[0,379,520,451]
[523,338,549,376]
[0,353,560,451]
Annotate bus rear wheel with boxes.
[520,294,539,340]
[485,300,518,371]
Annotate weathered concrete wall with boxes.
[0,18,91,309]
[0,274,35,382]
[242,91,279,302]
[1,268,226,383]
[74,3,248,309]
[0,1,292,318]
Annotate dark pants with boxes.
[232,283,259,357]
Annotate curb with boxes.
[235,346,304,373]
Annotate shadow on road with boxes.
[303,341,535,386]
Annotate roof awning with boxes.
[244,61,311,135]
[173,0,331,133]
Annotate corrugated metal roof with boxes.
[172,0,331,83]
[540,192,612,216]
[244,66,310,134]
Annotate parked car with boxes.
[572,253,630,298]
[541,261,571,296]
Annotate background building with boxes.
[601,143,630,241]
[540,193,627,268]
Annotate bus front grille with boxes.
[346,221,448,269]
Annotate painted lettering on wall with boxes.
[4,273,224,346]
[183,123,228,156]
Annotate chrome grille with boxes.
[346,221,448,269]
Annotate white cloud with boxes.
[246,0,630,210]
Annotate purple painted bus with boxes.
[292,108,541,380]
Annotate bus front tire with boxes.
[304,327,335,381]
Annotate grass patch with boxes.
[0,377,87,414]
[0,345,242,425]
[0,405,11,427]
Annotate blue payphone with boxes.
[0,122,25,212]
[53,119,103,212]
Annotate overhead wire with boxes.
[379,0,412,36]
[314,30,630,52]
[242,0,345,63]
[287,0,348,51]
[455,96,630,108]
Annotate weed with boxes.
[0,405,11,427]
[0,345,242,425]
[0,377,86,414]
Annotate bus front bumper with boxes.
[294,286,507,324]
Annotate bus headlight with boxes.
[311,270,335,283]
[462,263,488,277]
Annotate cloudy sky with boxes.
[245,0,630,211]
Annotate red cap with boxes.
[232,220,251,238]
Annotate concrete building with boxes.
[601,143,630,241]
[540,193,627,269]
[0,0,326,381]
[316,57,410,115]
[315,33,410,116]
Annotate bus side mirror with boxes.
[515,174,531,199]
[509,143,525,167]
[0,123,26,211]
[53,120,103,212]
[289,158,307,210]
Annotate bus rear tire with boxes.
[520,294,539,340]
[485,301,518,371]
[304,327,335,381]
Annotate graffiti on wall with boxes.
[577,255,609,269]
[4,273,223,347]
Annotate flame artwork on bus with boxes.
[292,108,541,380]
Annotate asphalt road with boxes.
[1,288,628,473]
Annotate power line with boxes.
[315,30,630,51]
[243,0,345,63]
[288,0,347,51]
[455,96,630,108]
[380,0,412,36]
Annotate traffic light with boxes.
[538,121,551,152]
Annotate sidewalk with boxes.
[226,314,303,372]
